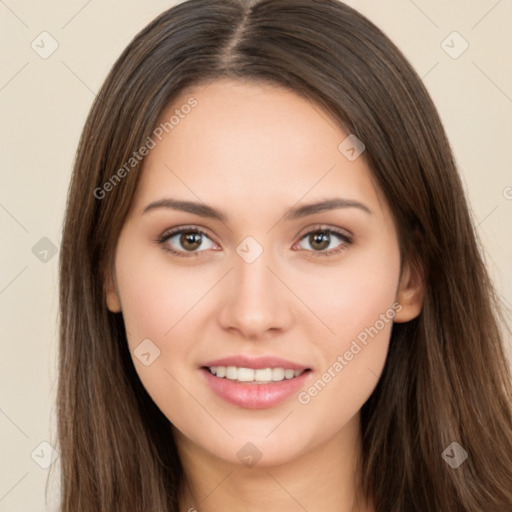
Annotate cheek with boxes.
[113,246,212,429]
[297,235,401,346]
[293,237,400,415]
[114,244,217,347]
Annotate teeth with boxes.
[255,368,272,382]
[238,367,255,381]
[272,367,285,380]
[226,366,238,379]
[285,369,295,379]
[208,366,305,383]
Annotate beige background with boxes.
[1,1,511,510]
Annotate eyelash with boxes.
[156,225,353,258]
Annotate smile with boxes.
[207,365,306,384]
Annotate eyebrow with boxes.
[142,197,372,221]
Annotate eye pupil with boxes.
[180,232,202,251]
[310,231,330,251]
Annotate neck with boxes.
[175,413,372,512]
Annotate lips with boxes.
[200,355,312,409]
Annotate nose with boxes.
[217,249,295,340]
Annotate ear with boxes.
[105,271,122,313]
[394,257,424,323]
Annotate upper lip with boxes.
[201,355,310,371]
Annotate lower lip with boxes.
[201,368,311,409]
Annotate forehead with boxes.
[133,78,383,219]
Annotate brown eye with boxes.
[159,227,217,255]
[295,228,352,255]
[180,231,203,251]
[309,231,331,251]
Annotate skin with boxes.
[106,79,424,512]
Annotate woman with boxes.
[56,0,512,510]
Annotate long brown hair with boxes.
[56,0,512,510]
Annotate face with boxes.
[106,79,422,467]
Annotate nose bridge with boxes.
[236,252,273,300]
[217,239,293,337]
[234,243,280,309]
[234,234,277,295]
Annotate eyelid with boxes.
[159,224,215,241]
[295,223,352,242]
